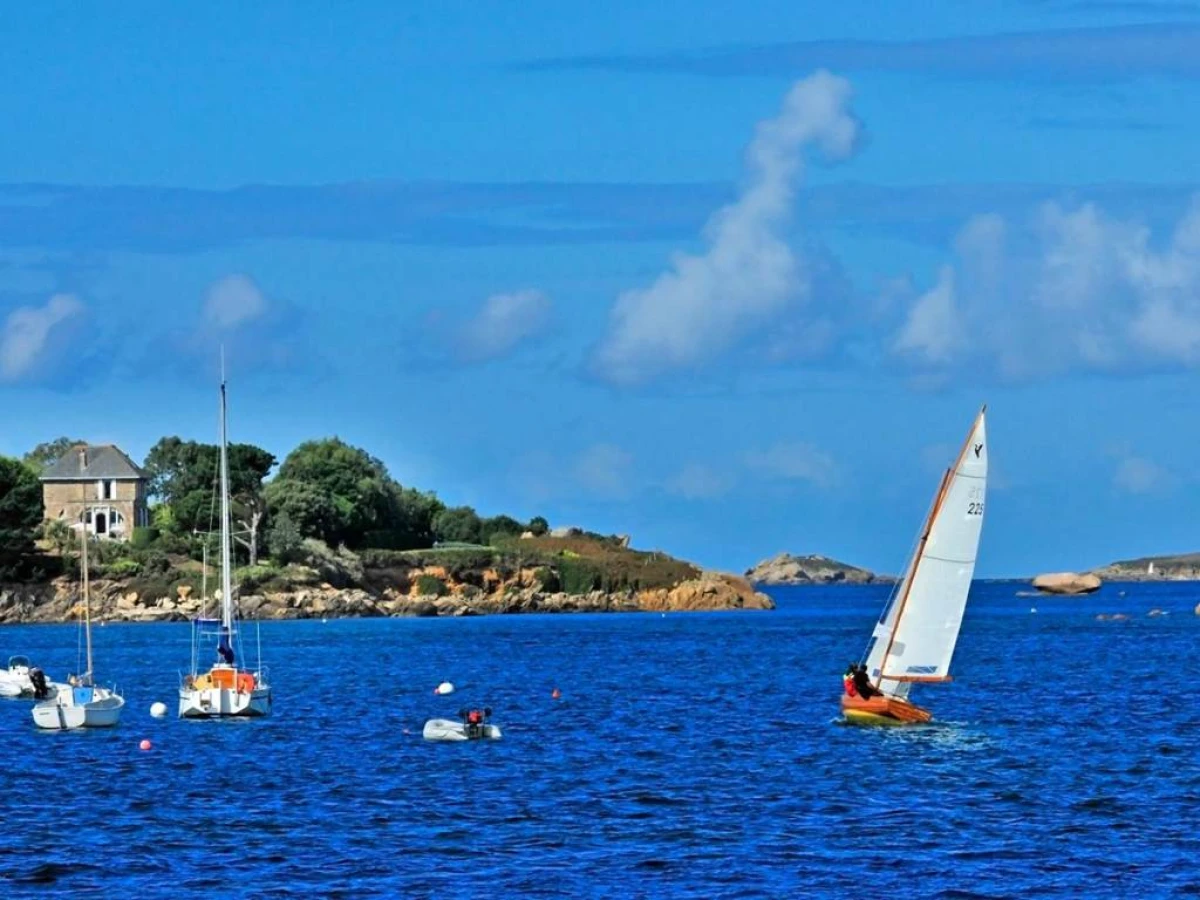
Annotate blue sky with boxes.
[4,1,1200,577]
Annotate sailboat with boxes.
[178,364,272,718]
[32,520,125,729]
[841,406,988,726]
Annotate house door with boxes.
[94,512,107,536]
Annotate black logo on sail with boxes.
[973,443,983,457]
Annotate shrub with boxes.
[130,526,160,549]
[533,566,560,592]
[235,564,281,592]
[136,550,171,575]
[557,557,603,594]
[102,558,142,578]
[415,574,448,596]
[299,538,363,587]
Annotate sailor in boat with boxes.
[217,632,235,666]
[459,707,492,739]
[850,663,882,700]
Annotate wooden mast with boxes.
[873,405,985,690]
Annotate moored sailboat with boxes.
[841,406,988,726]
[32,520,124,730]
[178,364,271,719]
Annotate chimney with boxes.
[78,447,87,470]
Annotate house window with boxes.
[105,480,116,500]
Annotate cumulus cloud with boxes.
[0,293,85,382]
[203,274,268,330]
[591,70,862,385]
[744,441,839,488]
[888,195,1200,378]
[459,290,553,361]
[664,463,734,500]
[892,266,965,364]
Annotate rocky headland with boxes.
[0,535,773,625]
[745,553,887,586]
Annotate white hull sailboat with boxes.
[841,406,988,726]
[179,363,271,720]
[32,522,125,730]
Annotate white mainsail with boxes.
[864,407,987,700]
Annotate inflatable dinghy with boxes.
[423,708,502,741]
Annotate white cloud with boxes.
[890,195,1200,378]
[664,463,734,500]
[203,274,267,330]
[892,266,965,364]
[745,441,839,488]
[459,290,552,361]
[574,443,634,499]
[0,293,84,382]
[1113,455,1168,494]
[592,70,861,385]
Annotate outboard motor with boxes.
[29,667,49,700]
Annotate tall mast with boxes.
[82,508,93,682]
[219,350,233,633]
[874,404,985,688]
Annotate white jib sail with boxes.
[868,409,987,700]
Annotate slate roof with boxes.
[40,444,147,481]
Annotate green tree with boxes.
[527,516,549,536]
[481,514,523,543]
[23,437,84,474]
[266,510,303,564]
[142,437,275,562]
[386,486,442,549]
[0,457,43,579]
[265,438,403,547]
[432,506,483,544]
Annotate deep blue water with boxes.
[2,580,1200,898]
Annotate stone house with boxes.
[40,444,150,541]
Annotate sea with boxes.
[1,579,1198,899]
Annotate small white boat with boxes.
[178,361,271,720]
[0,656,56,699]
[32,682,124,730]
[0,656,34,697]
[423,709,502,741]
[33,523,124,730]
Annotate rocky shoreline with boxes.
[0,570,774,625]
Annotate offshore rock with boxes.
[638,572,774,612]
[745,552,881,586]
[1032,572,1102,595]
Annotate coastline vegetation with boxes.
[1,436,698,597]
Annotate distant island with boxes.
[0,436,772,624]
[1090,552,1200,582]
[745,553,892,586]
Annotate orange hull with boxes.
[840,694,932,725]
